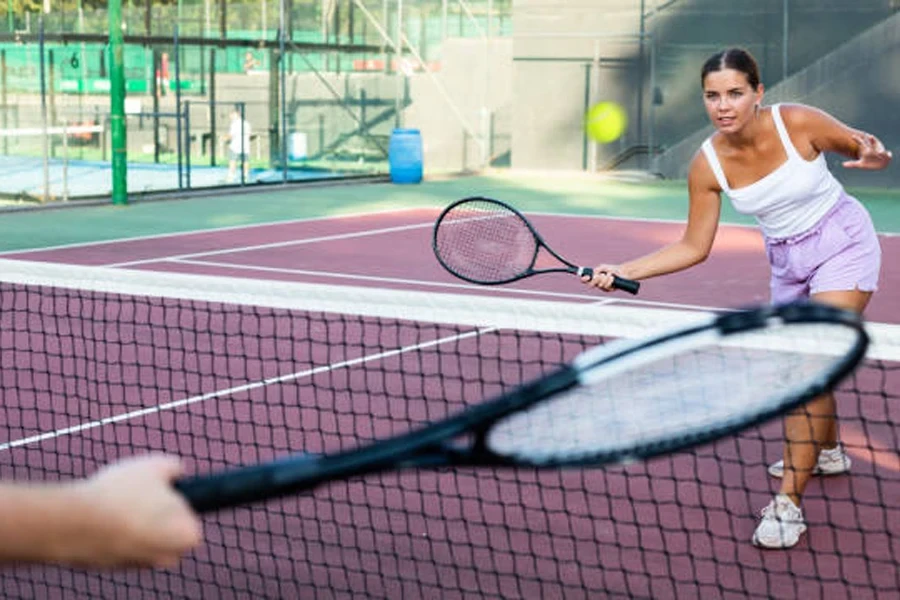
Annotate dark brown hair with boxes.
[701,48,761,90]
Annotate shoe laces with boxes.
[760,496,798,520]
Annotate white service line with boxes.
[0,205,434,256]
[0,327,492,452]
[106,220,436,267]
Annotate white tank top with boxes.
[700,104,843,239]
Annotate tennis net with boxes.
[0,258,897,599]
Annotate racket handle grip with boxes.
[577,267,641,295]
[174,454,324,513]
[612,275,641,295]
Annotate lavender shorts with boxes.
[764,193,881,305]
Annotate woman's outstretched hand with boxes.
[844,133,893,170]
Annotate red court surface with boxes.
[1,209,897,599]
[4,207,899,322]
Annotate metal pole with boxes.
[209,48,217,166]
[1,50,7,155]
[481,0,492,167]
[280,0,288,181]
[649,34,657,173]
[587,41,600,173]
[394,0,403,128]
[152,49,160,163]
[48,49,56,142]
[175,26,183,189]
[184,100,192,188]
[109,0,128,204]
[637,0,645,165]
[582,63,591,172]
[321,0,329,71]
[39,16,49,201]
[239,102,247,185]
[62,121,69,201]
[382,0,389,70]
[782,0,789,79]
[78,0,87,103]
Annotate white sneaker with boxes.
[767,445,851,478]
[752,494,807,549]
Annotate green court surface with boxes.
[0,171,897,252]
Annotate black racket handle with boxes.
[577,267,641,295]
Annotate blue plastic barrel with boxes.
[388,128,423,184]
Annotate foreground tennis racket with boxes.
[432,196,641,294]
[175,302,867,513]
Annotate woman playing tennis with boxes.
[583,47,892,549]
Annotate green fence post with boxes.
[109,0,128,205]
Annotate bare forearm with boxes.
[620,240,708,281]
[0,456,201,569]
[0,482,94,564]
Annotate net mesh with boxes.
[0,258,897,599]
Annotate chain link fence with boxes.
[0,1,511,201]
[0,1,897,201]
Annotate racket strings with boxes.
[486,323,860,463]
[435,203,537,282]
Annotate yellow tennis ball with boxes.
[585,101,627,143]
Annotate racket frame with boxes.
[175,302,867,513]
[432,196,640,293]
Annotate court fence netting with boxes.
[0,257,897,599]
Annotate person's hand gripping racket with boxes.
[432,197,640,294]
[581,263,636,293]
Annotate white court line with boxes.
[0,208,733,261]
[0,327,493,452]
[527,209,900,237]
[531,211,900,238]
[0,205,435,256]
[104,210,710,268]
[4,205,893,450]
[167,258,727,312]
[106,220,437,268]
[2,200,895,259]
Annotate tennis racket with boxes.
[432,196,641,294]
[174,302,867,513]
